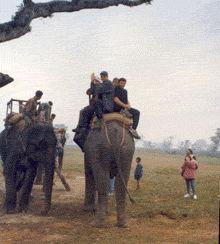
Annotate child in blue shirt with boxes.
[134,157,143,190]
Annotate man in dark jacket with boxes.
[74,71,114,143]
[93,71,114,129]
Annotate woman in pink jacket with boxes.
[181,149,197,200]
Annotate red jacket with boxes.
[181,158,197,179]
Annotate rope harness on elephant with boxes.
[104,119,125,147]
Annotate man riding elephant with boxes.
[74,71,114,149]
[0,95,57,215]
[22,90,43,126]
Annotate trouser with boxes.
[81,106,95,129]
[94,99,112,119]
[109,177,116,194]
[128,108,140,130]
[115,107,140,130]
[76,108,85,128]
[185,179,196,195]
[81,100,111,128]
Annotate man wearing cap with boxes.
[93,71,114,129]
[23,90,43,125]
[74,71,114,145]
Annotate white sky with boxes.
[0,0,220,145]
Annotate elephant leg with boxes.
[115,158,132,228]
[83,154,96,211]
[18,162,38,213]
[4,173,17,213]
[3,158,17,213]
[92,163,109,228]
[83,171,96,211]
[41,161,55,215]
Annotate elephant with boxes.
[0,122,57,214]
[34,128,66,185]
[82,114,135,228]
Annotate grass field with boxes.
[0,147,219,243]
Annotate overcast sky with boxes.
[0,0,220,146]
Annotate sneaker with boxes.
[129,128,141,139]
[184,194,190,198]
[120,109,132,118]
[193,195,197,200]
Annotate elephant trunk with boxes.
[41,150,55,215]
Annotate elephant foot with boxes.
[34,181,43,185]
[6,209,16,214]
[18,205,33,213]
[82,204,96,212]
[40,205,50,215]
[92,218,106,228]
[40,210,49,216]
[116,218,129,228]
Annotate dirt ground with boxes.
[0,163,219,244]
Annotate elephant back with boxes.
[91,112,132,129]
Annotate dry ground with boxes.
[0,148,219,244]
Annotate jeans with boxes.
[115,107,140,130]
[128,108,140,130]
[82,106,95,129]
[109,177,116,194]
[185,179,196,195]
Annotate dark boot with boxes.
[75,128,88,140]
[73,128,89,152]
[72,126,81,133]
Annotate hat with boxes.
[94,76,102,83]
[100,71,108,76]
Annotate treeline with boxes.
[137,128,220,157]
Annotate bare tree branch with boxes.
[0,0,152,87]
[0,73,14,88]
[0,0,152,43]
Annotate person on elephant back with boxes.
[38,101,53,122]
[22,90,43,126]
[114,78,140,139]
[72,73,101,134]
[74,71,114,150]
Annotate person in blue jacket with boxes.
[134,157,143,191]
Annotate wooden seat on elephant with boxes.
[91,112,132,129]
[4,113,26,130]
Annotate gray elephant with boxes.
[0,122,57,214]
[82,116,135,228]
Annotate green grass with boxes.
[60,148,220,225]
[0,148,219,243]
